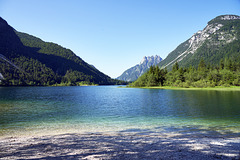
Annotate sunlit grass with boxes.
[134,86,240,91]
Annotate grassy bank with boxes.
[129,86,240,91]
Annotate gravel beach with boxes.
[0,130,240,160]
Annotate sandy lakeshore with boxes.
[0,130,240,160]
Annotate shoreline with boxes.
[0,131,239,160]
[128,86,240,91]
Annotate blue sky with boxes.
[0,0,240,78]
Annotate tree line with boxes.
[130,58,240,88]
[0,56,125,86]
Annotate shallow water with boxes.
[0,86,240,137]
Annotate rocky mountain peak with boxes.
[140,55,161,65]
[117,55,162,82]
[208,15,240,25]
[140,56,147,64]
[160,14,240,70]
[220,15,240,20]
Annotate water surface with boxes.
[0,86,240,137]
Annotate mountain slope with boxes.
[117,55,162,82]
[0,17,121,86]
[159,15,240,70]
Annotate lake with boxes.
[0,86,240,137]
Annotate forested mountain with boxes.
[0,17,124,86]
[130,15,240,88]
[159,15,240,70]
[117,55,162,82]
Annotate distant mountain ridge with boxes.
[159,15,240,69]
[117,55,162,82]
[0,17,122,86]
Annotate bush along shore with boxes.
[129,58,240,88]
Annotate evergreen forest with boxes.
[130,58,240,88]
[0,17,125,86]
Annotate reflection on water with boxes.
[0,86,240,137]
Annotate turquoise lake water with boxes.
[0,86,240,137]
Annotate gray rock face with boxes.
[117,55,162,82]
[159,14,240,69]
[220,15,240,20]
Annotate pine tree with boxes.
[172,62,179,72]
[198,59,206,71]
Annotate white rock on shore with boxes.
[0,132,239,160]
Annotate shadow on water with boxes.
[0,126,240,160]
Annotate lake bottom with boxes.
[0,86,240,138]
